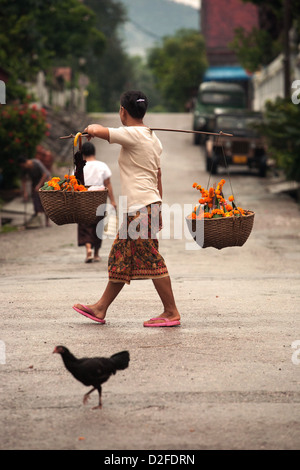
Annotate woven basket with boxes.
[186,210,255,249]
[39,188,108,225]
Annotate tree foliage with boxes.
[0,0,105,101]
[230,0,300,182]
[0,99,48,187]
[126,56,163,111]
[147,29,207,112]
[230,0,300,72]
[258,97,300,181]
[84,0,135,112]
[229,27,281,73]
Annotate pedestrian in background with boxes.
[78,142,116,263]
[18,156,51,227]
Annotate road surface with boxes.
[0,113,300,451]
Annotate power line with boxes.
[128,19,162,40]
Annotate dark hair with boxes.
[81,142,95,156]
[18,156,27,164]
[120,90,148,119]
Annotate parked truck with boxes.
[192,81,247,145]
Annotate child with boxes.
[73,90,180,327]
[77,141,116,263]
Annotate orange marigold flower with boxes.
[192,182,197,188]
[225,204,233,211]
[228,195,234,202]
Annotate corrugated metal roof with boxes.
[203,66,252,81]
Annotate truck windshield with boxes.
[201,92,245,107]
[216,115,261,130]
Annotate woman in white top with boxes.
[78,142,116,263]
[73,90,180,327]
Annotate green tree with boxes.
[126,56,163,111]
[230,0,300,72]
[230,27,281,73]
[84,0,135,112]
[147,29,207,112]
[0,100,48,187]
[258,98,300,181]
[0,0,105,101]
[230,0,300,182]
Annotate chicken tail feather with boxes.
[110,350,130,370]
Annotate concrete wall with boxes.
[26,71,88,112]
[253,47,300,110]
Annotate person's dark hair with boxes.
[120,90,148,119]
[18,156,27,164]
[81,142,96,156]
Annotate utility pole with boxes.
[283,0,291,99]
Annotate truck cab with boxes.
[192,81,247,144]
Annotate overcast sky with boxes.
[170,0,200,9]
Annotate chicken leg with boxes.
[83,385,102,409]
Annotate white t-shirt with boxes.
[83,160,112,186]
[108,126,162,212]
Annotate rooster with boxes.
[53,346,130,409]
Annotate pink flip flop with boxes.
[73,305,106,324]
[143,317,181,327]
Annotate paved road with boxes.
[1,113,300,451]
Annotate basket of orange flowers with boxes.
[186,179,255,249]
[39,174,108,225]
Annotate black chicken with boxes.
[53,346,130,409]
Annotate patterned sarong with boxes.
[108,202,169,284]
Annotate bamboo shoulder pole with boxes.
[150,128,233,137]
[59,129,233,139]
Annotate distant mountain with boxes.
[118,0,200,57]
